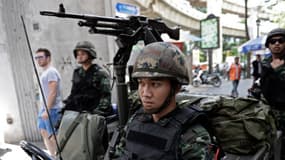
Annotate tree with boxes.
[273,12,285,28]
[244,0,250,41]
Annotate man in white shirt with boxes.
[35,48,62,157]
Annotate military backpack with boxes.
[178,94,276,155]
[56,110,108,160]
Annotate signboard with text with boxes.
[115,2,140,16]
[200,16,220,49]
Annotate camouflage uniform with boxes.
[64,41,112,116]
[128,91,141,116]
[261,28,285,159]
[115,42,212,160]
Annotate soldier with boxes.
[63,41,113,116]
[261,28,285,159]
[115,42,212,159]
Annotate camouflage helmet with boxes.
[73,41,97,59]
[265,28,285,48]
[132,42,189,85]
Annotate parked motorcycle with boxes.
[20,140,53,160]
[192,70,222,87]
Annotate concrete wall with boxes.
[0,0,25,143]
[1,0,40,143]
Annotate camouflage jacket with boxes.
[64,64,112,116]
[261,55,285,109]
[115,101,212,160]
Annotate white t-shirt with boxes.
[40,66,62,109]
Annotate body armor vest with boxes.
[120,107,204,160]
[64,64,102,112]
[261,56,285,108]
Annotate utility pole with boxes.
[245,0,251,78]
[256,18,261,38]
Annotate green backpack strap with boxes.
[178,96,205,108]
[58,113,83,153]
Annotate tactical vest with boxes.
[119,107,205,160]
[65,64,102,112]
[261,56,285,109]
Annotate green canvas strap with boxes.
[58,113,83,153]
[178,96,204,108]
[84,115,91,159]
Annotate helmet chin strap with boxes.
[153,86,176,114]
[84,58,93,63]
[78,54,93,65]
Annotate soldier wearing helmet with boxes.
[115,42,212,159]
[260,28,285,159]
[63,41,113,116]
[73,41,97,60]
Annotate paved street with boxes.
[0,78,254,160]
[187,78,253,97]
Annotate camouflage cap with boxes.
[132,42,189,84]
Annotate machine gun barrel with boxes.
[78,21,121,29]
[40,11,129,24]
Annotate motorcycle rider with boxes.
[194,64,201,74]
[193,65,207,83]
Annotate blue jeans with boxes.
[37,108,61,137]
[231,80,239,97]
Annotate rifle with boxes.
[40,4,180,159]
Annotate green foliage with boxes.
[200,51,207,62]
[222,36,246,62]
[194,7,207,13]
[273,12,285,28]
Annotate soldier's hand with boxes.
[271,58,284,69]
[41,110,49,120]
